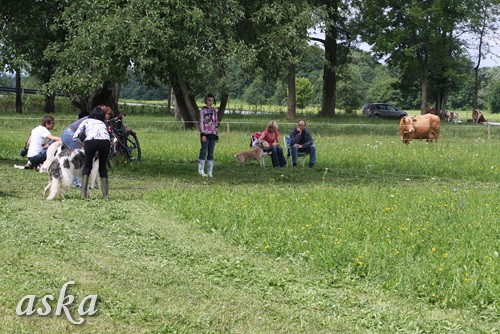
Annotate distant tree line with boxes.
[102,45,500,113]
[1,0,499,123]
[2,44,499,114]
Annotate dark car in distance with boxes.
[362,103,408,119]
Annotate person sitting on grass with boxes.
[289,119,316,168]
[26,116,61,170]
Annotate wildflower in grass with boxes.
[439,267,444,272]
[432,247,437,252]
[464,273,473,283]
[444,253,449,258]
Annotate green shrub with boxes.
[295,77,315,109]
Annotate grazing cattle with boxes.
[400,114,441,144]
[445,111,459,123]
[472,109,487,123]
[426,107,438,115]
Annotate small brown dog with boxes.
[234,141,270,167]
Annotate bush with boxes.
[295,77,315,109]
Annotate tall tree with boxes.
[467,0,500,109]
[234,1,314,120]
[47,0,246,127]
[310,0,353,117]
[0,0,64,113]
[355,0,476,114]
[0,0,30,113]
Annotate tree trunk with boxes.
[91,81,119,113]
[287,63,296,120]
[217,64,228,121]
[175,103,182,122]
[436,92,442,115]
[114,82,122,114]
[420,64,428,114]
[170,73,197,129]
[15,69,22,113]
[218,91,228,122]
[44,94,55,113]
[435,89,448,119]
[71,81,119,118]
[320,3,338,117]
[175,104,182,121]
[473,14,486,110]
[442,90,448,118]
[167,85,173,114]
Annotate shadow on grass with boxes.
[1,155,486,195]
[106,157,435,188]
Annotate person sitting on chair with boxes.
[258,120,287,167]
[289,119,316,168]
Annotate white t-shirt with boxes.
[27,125,51,158]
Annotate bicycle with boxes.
[107,113,141,166]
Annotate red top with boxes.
[262,129,280,146]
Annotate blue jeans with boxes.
[199,137,217,162]
[62,129,81,149]
[62,129,83,186]
[269,146,287,167]
[28,150,47,167]
[291,144,316,165]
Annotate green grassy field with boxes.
[0,109,499,333]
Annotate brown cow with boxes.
[426,107,438,115]
[472,109,487,123]
[400,114,441,144]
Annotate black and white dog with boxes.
[44,149,85,200]
[39,141,64,173]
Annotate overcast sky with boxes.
[309,29,499,68]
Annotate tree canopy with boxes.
[1,0,499,118]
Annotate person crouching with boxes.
[73,105,112,199]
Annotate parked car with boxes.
[362,103,408,119]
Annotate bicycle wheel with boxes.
[107,132,141,166]
[107,139,120,167]
[124,131,141,162]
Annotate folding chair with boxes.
[250,132,272,167]
[284,136,309,167]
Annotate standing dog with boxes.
[39,144,99,189]
[44,149,85,200]
[38,141,63,173]
[233,141,270,167]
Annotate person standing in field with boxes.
[73,106,112,199]
[197,93,219,178]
